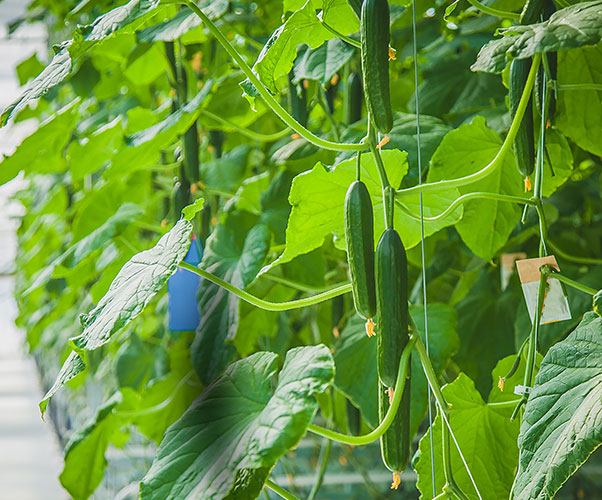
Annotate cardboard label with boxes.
[501,252,526,290]
[515,256,571,325]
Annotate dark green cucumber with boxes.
[378,369,411,473]
[360,0,393,134]
[347,0,363,18]
[375,228,408,388]
[509,58,535,177]
[288,74,308,128]
[345,71,363,125]
[520,0,545,24]
[535,0,557,121]
[345,180,377,320]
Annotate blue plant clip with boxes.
[168,235,202,332]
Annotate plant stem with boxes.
[557,83,602,92]
[307,336,416,445]
[261,273,337,293]
[414,336,448,415]
[264,479,301,500]
[306,436,332,500]
[548,240,602,265]
[463,0,519,18]
[181,0,367,152]
[396,55,540,198]
[179,261,352,311]
[541,267,597,296]
[319,19,361,49]
[199,109,291,142]
[534,201,549,257]
[396,192,536,222]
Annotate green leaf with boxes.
[23,203,144,295]
[15,52,45,86]
[106,82,213,177]
[1,0,167,125]
[292,38,355,85]
[1,99,79,184]
[182,197,205,220]
[67,117,124,181]
[40,219,193,413]
[414,374,520,500]
[513,312,602,500]
[273,150,462,267]
[472,1,602,73]
[555,44,602,156]
[427,116,524,261]
[137,0,229,42]
[140,345,335,500]
[334,304,459,436]
[59,392,127,500]
[191,214,271,384]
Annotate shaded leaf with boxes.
[472,1,602,73]
[140,345,335,500]
[513,312,602,499]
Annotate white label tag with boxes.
[514,385,532,396]
[515,256,572,325]
[501,253,526,290]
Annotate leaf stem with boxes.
[547,240,602,265]
[396,55,541,198]
[265,479,301,500]
[463,0,519,18]
[557,83,602,92]
[179,261,351,310]
[319,19,361,49]
[396,192,536,222]
[181,0,367,152]
[306,335,416,445]
[199,109,291,142]
[541,267,597,296]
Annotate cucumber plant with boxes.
[2,1,602,500]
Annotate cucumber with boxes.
[346,71,363,125]
[509,58,535,177]
[360,0,393,134]
[520,0,545,24]
[535,0,557,121]
[345,180,377,320]
[378,370,411,473]
[288,74,308,127]
[375,228,408,388]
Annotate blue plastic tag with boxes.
[168,236,202,332]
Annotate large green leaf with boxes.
[472,1,602,73]
[137,0,229,42]
[513,312,602,500]
[106,82,213,177]
[1,0,168,125]
[39,219,193,413]
[555,44,602,156]
[1,99,79,184]
[252,0,358,92]
[23,203,144,295]
[334,304,459,436]
[273,150,462,267]
[191,213,271,384]
[414,373,520,500]
[140,345,335,500]
[427,116,524,261]
[292,38,355,85]
[59,392,127,500]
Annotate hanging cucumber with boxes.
[361,0,393,134]
[535,0,557,121]
[344,180,377,320]
[288,74,308,128]
[375,227,408,387]
[346,71,363,125]
[509,58,535,177]
[378,370,411,478]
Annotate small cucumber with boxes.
[375,228,408,388]
[345,180,377,320]
[378,370,411,474]
[361,0,393,134]
[346,71,363,125]
[509,58,535,177]
[288,74,308,128]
